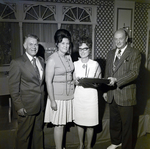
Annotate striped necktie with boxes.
[114,49,121,65]
[32,58,40,80]
[113,49,121,71]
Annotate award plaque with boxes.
[78,78,110,88]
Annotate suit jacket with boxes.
[9,53,45,115]
[105,45,141,106]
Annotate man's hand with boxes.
[108,77,117,86]
[17,108,27,116]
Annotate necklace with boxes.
[81,60,89,77]
[57,52,72,96]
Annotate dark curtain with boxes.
[0,22,20,65]
[23,23,57,43]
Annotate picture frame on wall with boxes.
[117,8,133,30]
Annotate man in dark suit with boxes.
[103,29,141,149]
[9,34,45,149]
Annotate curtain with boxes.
[0,22,20,65]
[11,23,20,59]
[23,23,57,43]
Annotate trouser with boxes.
[15,111,44,149]
[109,99,133,149]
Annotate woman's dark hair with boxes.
[54,29,71,46]
[78,36,92,49]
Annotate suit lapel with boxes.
[23,54,45,84]
[109,49,116,75]
[23,54,41,83]
[23,54,37,76]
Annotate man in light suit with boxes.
[103,29,141,149]
[9,34,45,149]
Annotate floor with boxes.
[44,134,150,149]
[0,97,150,149]
[70,133,150,149]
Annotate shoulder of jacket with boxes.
[107,49,115,56]
[128,46,141,55]
[12,55,24,62]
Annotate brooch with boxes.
[82,64,87,69]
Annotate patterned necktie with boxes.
[113,49,121,71]
[114,49,121,65]
[32,58,40,80]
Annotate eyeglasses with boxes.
[79,47,89,52]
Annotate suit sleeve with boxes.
[117,49,141,88]
[9,60,24,111]
[102,52,113,92]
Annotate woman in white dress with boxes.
[73,37,101,149]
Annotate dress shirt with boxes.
[113,44,127,63]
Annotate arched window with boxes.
[0,3,16,19]
[63,6,91,23]
[24,4,56,21]
[0,1,97,66]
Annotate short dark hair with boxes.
[24,34,39,44]
[54,29,71,46]
[78,36,92,49]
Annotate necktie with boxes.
[115,49,121,64]
[32,58,40,80]
[113,49,121,71]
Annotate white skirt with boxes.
[44,98,73,125]
[73,86,98,126]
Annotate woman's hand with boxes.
[51,100,57,111]
[74,77,80,85]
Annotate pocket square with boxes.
[124,58,129,63]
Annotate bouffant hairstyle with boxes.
[54,29,71,47]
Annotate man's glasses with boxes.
[79,47,89,52]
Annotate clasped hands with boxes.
[108,77,117,86]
